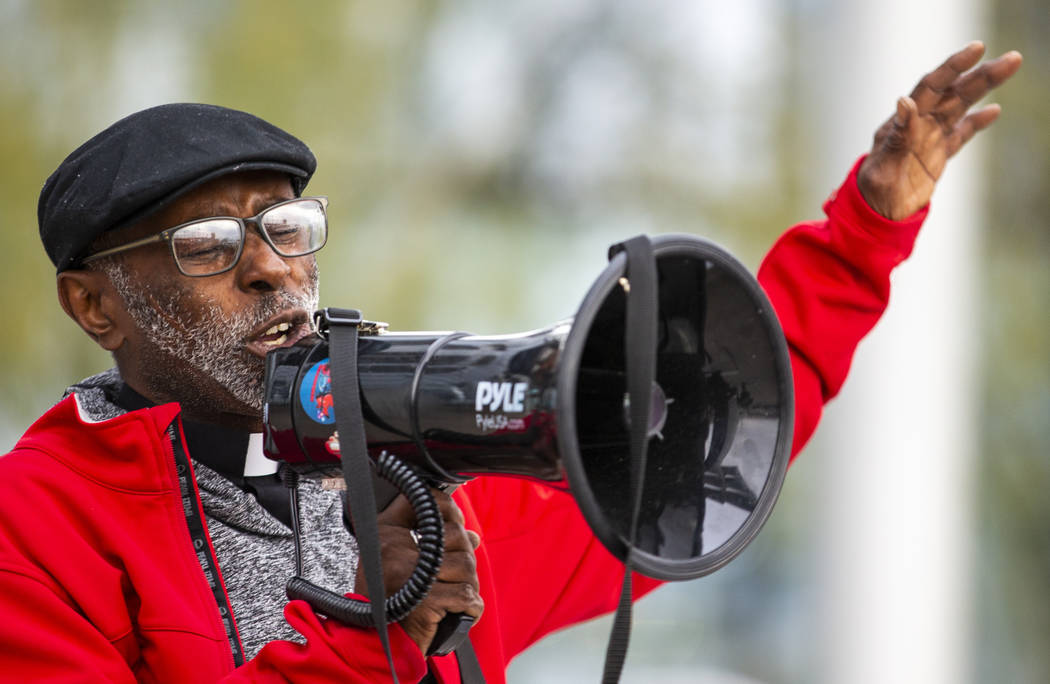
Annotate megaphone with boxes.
[263,233,793,583]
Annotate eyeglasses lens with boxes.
[172,220,243,276]
[169,199,327,276]
[262,199,327,256]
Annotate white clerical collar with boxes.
[243,433,279,477]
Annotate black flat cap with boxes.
[39,103,317,273]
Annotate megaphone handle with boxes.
[427,613,476,656]
[375,478,468,657]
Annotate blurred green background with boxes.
[0,1,1045,682]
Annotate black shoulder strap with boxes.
[455,641,486,683]
[324,308,486,684]
[326,308,399,682]
[602,236,658,683]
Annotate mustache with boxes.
[236,290,318,342]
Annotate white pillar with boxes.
[805,3,984,684]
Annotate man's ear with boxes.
[57,270,127,352]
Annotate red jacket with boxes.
[0,157,924,683]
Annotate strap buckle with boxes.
[313,308,388,339]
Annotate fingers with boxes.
[392,491,484,653]
[947,103,1002,158]
[938,50,1024,123]
[904,43,1022,160]
[429,494,480,610]
[433,489,465,527]
[421,580,485,619]
[398,577,485,652]
[436,523,479,582]
[949,50,1023,104]
[365,489,465,597]
[374,488,478,575]
[909,43,1023,130]
[910,41,986,113]
[416,529,484,627]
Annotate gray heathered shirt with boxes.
[67,371,359,660]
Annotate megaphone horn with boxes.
[263,233,793,581]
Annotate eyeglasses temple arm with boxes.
[80,232,169,264]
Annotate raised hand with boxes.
[858,42,1023,220]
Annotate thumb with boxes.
[894,95,916,128]
[883,96,917,152]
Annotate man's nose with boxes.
[236,228,292,293]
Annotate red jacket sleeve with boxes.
[457,157,928,676]
[758,156,926,461]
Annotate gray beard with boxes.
[100,259,320,412]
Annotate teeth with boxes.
[262,334,288,347]
[263,322,293,336]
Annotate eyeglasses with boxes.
[80,196,329,277]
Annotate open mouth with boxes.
[256,321,293,347]
[246,312,314,358]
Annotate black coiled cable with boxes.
[284,450,445,626]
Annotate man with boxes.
[0,43,1020,682]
